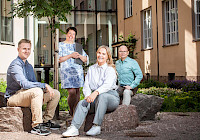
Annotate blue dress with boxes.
[59,42,88,88]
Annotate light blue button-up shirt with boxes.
[115,57,143,89]
[5,56,46,98]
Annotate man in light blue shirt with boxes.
[116,45,143,105]
[5,39,60,136]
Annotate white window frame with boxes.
[142,8,153,49]
[194,0,200,40]
[0,0,13,43]
[125,0,132,18]
[164,0,179,45]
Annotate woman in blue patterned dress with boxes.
[59,27,89,116]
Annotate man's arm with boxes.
[10,63,45,89]
[130,61,143,89]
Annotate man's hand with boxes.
[85,91,99,103]
[45,84,54,99]
[124,85,132,90]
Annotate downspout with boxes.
[156,0,160,81]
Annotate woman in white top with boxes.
[62,45,120,137]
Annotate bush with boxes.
[138,79,166,88]
[137,87,200,112]
[167,80,200,92]
[182,81,200,92]
[137,87,183,98]
[58,83,85,111]
[0,79,7,93]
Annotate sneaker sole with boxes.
[62,133,79,137]
[50,127,60,130]
[31,130,51,136]
[86,132,101,136]
[44,126,60,130]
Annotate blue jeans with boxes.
[71,90,120,129]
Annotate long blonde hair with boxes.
[96,45,115,69]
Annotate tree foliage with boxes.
[8,0,73,32]
[119,33,138,58]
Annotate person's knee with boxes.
[123,89,133,96]
[97,93,108,104]
[31,88,43,98]
[68,89,77,96]
[53,89,60,100]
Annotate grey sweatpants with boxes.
[71,90,120,129]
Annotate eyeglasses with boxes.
[119,51,128,53]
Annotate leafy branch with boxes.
[119,33,138,58]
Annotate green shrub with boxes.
[137,87,183,97]
[138,79,166,88]
[137,87,200,112]
[0,79,7,93]
[167,80,200,92]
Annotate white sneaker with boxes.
[86,125,101,136]
[62,125,79,137]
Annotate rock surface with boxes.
[0,107,32,132]
[0,92,6,107]
[84,105,139,132]
[131,93,164,121]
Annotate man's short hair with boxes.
[18,39,31,48]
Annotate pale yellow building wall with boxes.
[0,17,35,81]
[117,0,200,81]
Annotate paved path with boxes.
[0,112,200,140]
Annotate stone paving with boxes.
[0,112,200,140]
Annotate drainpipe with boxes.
[156,0,160,81]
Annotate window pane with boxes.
[144,30,147,38]
[144,20,147,29]
[75,0,95,10]
[148,39,151,48]
[97,0,116,11]
[1,0,13,42]
[97,12,117,48]
[148,29,151,37]
[144,39,147,48]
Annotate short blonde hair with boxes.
[18,39,31,48]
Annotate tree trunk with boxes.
[52,17,59,119]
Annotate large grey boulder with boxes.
[0,107,32,132]
[131,93,164,121]
[84,105,139,132]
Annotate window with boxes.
[1,0,13,42]
[194,0,200,40]
[164,0,178,45]
[142,8,152,49]
[43,50,48,63]
[43,24,48,37]
[125,0,132,18]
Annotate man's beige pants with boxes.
[7,87,60,128]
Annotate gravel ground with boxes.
[0,112,200,140]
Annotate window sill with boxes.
[162,43,179,47]
[141,47,153,51]
[0,41,15,46]
[124,15,133,19]
[192,39,200,42]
